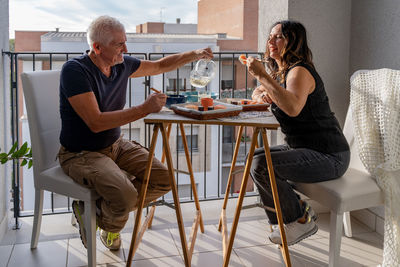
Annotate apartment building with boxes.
[13,0,261,213]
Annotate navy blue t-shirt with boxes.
[59,54,141,152]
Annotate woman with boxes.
[246,21,350,245]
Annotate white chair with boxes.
[293,108,384,267]
[21,70,99,267]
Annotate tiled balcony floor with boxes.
[0,197,383,267]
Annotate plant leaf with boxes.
[8,142,18,155]
[28,160,33,169]
[26,148,33,157]
[1,158,8,164]
[21,159,27,166]
[16,142,28,157]
[0,153,8,159]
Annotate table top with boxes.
[144,109,280,129]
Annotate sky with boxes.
[9,0,198,38]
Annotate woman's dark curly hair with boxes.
[264,20,314,81]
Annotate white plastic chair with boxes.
[293,107,384,267]
[21,70,99,267]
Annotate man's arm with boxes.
[68,91,166,133]
[130,48,213,78]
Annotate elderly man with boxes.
[58,15,213,250]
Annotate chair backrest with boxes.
[342,106,368,173]
[21,70,61,175]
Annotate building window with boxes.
[221,80,233,90]
[177,134,198,152]
[222,126,234,143]
[177,183,198,198]
[167,78,189,91]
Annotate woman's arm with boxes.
[247,57,315,117]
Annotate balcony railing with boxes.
[3,51,274,228]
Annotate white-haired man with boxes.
[58,15,213,250]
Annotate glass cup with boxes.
[190,59,216,88]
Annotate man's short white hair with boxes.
[87,15,125,50]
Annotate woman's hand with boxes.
[252,85,273,104]
[261,92,273,104]
[247,57,267,78]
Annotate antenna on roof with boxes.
[160,7,165,22]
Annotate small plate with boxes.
[220,98,270,111]
[169,101,242,120]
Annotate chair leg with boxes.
[84,200,97,267]
[71,212,77,226]
[31,189,44,249]
[329,211,344,267]
[343,211,352,237]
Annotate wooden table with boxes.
[126,110,291,267]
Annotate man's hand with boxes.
[142,93,167,114]
[194,47,214,61]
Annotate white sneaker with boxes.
[72,200,87,248]
[100,229,121,250]
[269,215,318,246]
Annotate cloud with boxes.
[9,0,198,37]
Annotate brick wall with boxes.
[14,31,48,52]
[198,0,258,51]
[137,22,165,33]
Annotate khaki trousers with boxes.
[58,137,171,233]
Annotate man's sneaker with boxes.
[269,214,318,246]
[72,200,87,248]
[100,229,121,250]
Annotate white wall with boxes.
[350,0,400,73]
[258,0,288,52]
[0,0,11,241]
[258,0,352,126]
[288,0,352,127]
[348,0,400,235]
[258,0,391,234]
[164,23,197,34]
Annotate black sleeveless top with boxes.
[271,62,349,153]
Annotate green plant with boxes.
[0,141,33,169]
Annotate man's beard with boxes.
[116,60,124,65]
[114,56,124,65]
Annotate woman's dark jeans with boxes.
[249,145,350,224]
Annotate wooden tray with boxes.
[220,98,270,112]
[169,101,242,120]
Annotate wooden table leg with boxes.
[126,124,160,267]
[218,125,244,231]
[222,127,260,267]
[179,123,204,233]
[261,128,291,267]
[147,123,172,229]
[160,123,191,266]
[161,123,172,164]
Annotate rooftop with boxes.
[41,32,238,43]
